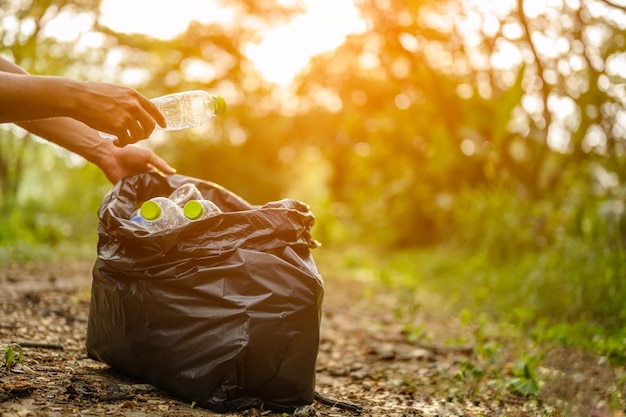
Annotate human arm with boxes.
[0,57,166,146]
[0,56,175,182]
[18,117,176,184]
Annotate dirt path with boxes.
[0,261,622,416]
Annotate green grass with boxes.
[0,239,97,265]
[314,241,626,414]
[315,240,626,364]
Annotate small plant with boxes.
[403,322,426,343]
[4,344,24,370]
[507,356,540,397]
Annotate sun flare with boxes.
[245,0,365,84]
[99,0,365,85]
[99,0,230,40]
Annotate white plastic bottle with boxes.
[168,183,204,207]
[139,197,187,232]
[183,199,223,221]
[100,90,226,140]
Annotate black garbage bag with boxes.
[86,173,324,413]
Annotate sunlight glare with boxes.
[41,12,94,42]
[99,0,233,40]
[100,0,364,85]
[245,0,365,85]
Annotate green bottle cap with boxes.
[140,200,162,221]
[215,96,227,115]
[184,200,205,220]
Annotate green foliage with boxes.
[331,237,626,365]
[531,321,626,365]
[4,344,23,369]
[454,306,540,400]
[0,143,104,263]
[508,356,540,397]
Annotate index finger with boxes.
[140,96,167,129]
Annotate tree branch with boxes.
[596,0,626,12]
[517,0,552,192]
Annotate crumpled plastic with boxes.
[86,173,324,413]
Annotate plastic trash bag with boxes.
[86,173,324,413]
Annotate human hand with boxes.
[67,81,167,147]
[0,59,166,145]
[98,144,176,184]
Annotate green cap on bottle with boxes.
[215,96,227,115]
[140,200,162,221]
[183,200,204,220]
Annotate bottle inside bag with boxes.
[168,183,204,207]
[183,199,223,221]
[138,197,187,232]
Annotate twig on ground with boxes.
[16,341,64,350]
[314,391,363,413]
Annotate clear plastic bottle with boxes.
[168,183,204,207]
[152,90,226,130]
[183,199,223,221]
[100,90,226,140]
[139,197,188,232]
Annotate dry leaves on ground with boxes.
[0,261,623,417]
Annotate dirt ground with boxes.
[0,260,624,417]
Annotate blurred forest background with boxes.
[2,0,626,361]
